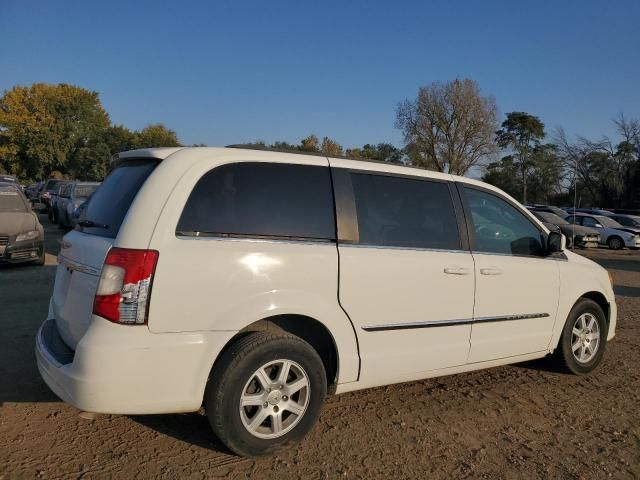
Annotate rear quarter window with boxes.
[177,162,336,240]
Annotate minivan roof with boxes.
[110,146,507,196]
[107,146,550,235]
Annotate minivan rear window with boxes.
[177,162,336,240]
[78,159,158,238]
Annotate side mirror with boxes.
[594,224,602,228]
[548,231,565,254]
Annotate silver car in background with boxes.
[56,182,101,229]
[565,214,640,250]
[529,210,600,248]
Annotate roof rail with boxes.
[225,144,427,172]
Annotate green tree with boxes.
[132,123,181,149]
[495,112,545,204]
[396,78,497,175]
[482,155,520,199]
[0,83,110,180]
[347,143,404,163]
[483,144,562,204]
[103,125,137,153]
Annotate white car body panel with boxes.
[468,253,560,362]
[36,147,618,414]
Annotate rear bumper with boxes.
[35,306,235,414]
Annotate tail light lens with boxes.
[93,248,159,324]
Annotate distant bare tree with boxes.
[320,137,344,157]
[396,78,497,175]
[555,116,639,208]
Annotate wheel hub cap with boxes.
[239,359,310,439]
[267,390,282,405]
[571,313,600,363]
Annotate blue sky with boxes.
[1,0,639,148]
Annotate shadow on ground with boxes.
[131,412,233,454]
[614,284,640,298]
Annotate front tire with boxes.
[205,332,327,457]
[553,298,608,375]
[33,246,45,265]
[607,236,623,250]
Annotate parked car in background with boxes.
[70,192,94,227]
[607,214,640,229]
[527,204,569,218]
[0,184,45,265]
[529,210,600,248]
[0,174,18,184]
[565,213,640,250]
[565,207,613,216]
[48,181,72,223]
[25,182,43,202]
[39,179,67,212]
[611,209,640,216]
[36,147,617,457]
[56,181,101,229]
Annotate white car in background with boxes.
[565,213,640,250]
[37,147,617,457]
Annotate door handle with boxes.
[480,267,503,276]
[444,266,470,275]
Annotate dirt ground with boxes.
[1,216,639,479]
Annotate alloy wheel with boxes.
[571,313,600,363]
[239,359,310,439]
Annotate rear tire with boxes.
[553,298,607,375]
[205,332,327,457]
[607,236,623,250]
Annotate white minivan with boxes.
[36,147,617,456]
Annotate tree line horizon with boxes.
[0,81,638,209]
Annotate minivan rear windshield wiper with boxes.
[77,219,109,229]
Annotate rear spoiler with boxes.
[110,148,185,167]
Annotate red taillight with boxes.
[93,248,159,324]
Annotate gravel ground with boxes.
[1,217,639,479]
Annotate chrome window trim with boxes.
[176,233,334,246]
[363,313,550,332]
[340,243,468,254]
[471,250,568,261]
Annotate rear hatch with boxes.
[52,159,159,349]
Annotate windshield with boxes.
[45,179,63,191]
[74,184,99,198]
[597,216,624,228]
[615,216,640,227]
[535,212,569,225]
[79,159,158,238]
[0,190,27,212]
